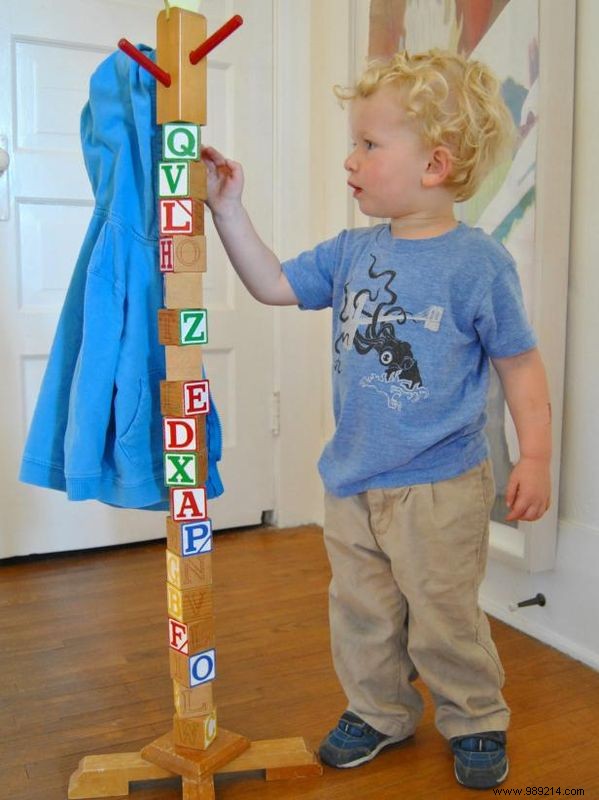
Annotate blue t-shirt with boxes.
[282,222,536,497]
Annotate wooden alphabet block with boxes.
[167,582,212,623]
[173,710,218,752]
[156,9,207,125]
[166,518,213,558]
[173,682,214,718]
[164,273,204,309]
[159,161,207,200]
[163,416,206,452]
[160,236,207,274]
[163,123,201,161]
[161,380,210,417]
[165,452,198,487]
[170,487,207,522]
[169,647,216,688]
[165,345,203,381]
[169,615,215,655]
[166,549,212,589]
[160,198,204,236]
[159,309,208,346]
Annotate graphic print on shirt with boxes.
[334,254,443,411]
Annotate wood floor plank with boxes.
[1,525,598,799]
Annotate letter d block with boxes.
[166,518,213,557]
[166,550,212,589]
[169,648,216,688]
[173,710,217,751]
[163,416,206,452]
[173,682,214,719]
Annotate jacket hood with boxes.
[80,45,160,240]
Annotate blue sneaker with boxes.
[451,731,509,788]
[319,711,411,768]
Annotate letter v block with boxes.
[161,380,210,417]
[159,161,208,200]
[159,309,208,346]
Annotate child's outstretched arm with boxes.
[201,146,298,306]
[492,348,552,522]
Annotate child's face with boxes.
[345,87,434,221]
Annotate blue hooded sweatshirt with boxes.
[19,47,223,509]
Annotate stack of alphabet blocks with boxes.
[156,7,217,754]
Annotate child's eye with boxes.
[365,140,375,150]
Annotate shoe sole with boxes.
[454,758,509,789]
[333,734,414,769]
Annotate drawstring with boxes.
[164,0,170,19]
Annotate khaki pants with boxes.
[323,459,510,740]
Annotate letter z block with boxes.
[158,309,208,346]
[173,710,217,751]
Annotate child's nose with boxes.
[344,150,357,171]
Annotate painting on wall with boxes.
[368,0,539,528]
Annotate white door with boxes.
[0,0,276,557]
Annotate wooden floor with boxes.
[2,525,599,800]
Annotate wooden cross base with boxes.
[68,729,322,799]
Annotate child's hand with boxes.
[505,457,551,522]
[201,145,244,216]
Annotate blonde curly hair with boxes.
[335,49,516,201]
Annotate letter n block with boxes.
[173,710,217,751]
[173,682,214,719]
[166,518,213,557]
[166,550,212,589]
[161,380,210,417]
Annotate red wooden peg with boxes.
[189,15,244,65]
[118,39,172,87]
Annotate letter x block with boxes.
[159,309,208,346]
[173,710,218,751]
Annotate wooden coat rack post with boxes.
[68,4,321,799]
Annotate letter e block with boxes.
[161,380,210,417]
[173,710,217,751]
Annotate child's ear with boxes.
[422,146,453,188]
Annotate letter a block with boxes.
[166,518,213,557]
[173,710,218,751]
[161,380,210,417]
[168,615,215,655]
[158,309,208,346]
[160,235,207,274]
[169,647,216,688]
[173,682,214,719]
[170,487,207,522]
